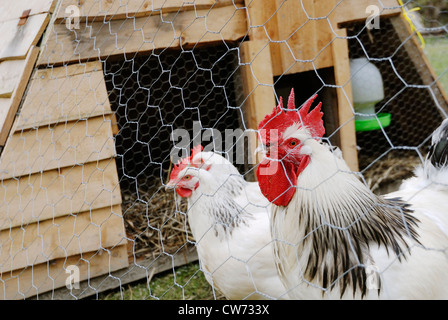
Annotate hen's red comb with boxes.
[258,89,324,144]
[169,145,203,182]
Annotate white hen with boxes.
[256,89,448,299]
[167,146,288,300]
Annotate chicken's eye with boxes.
[288,139,299,148]
[183,175,191,180]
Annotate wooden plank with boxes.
[334,0,401,28]
[0,204,126,273]
[38,5,247,67]
[0,244,129,300]
[0,158,122,231]
[390,14,448,116]
[240,40,276,130]
[54,0,243,22]
[240,40,276,166]
[32,60,103,80]
[15,62,112,131]
[0,46,39,146]
[0,114,116,180]
[243,0,283,77]
[0,13,49,61]
[0,60,27,98]
[0,98,12,138]
[36,246,198,300]
[270,0,333,76]
[331,28,359,172]
[0,0,56,23]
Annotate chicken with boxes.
[166,145,289,300]
[256,88,448,299]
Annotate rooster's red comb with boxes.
[169,144,203,182]
[258,89,324,144]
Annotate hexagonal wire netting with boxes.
[103,17,446,260]
[104,45,247,258]
[347,19,444,168]
[57,1,446,299]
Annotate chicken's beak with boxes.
[165,180,177,191]
[254,144,267,157]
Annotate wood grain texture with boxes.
[333,0,401,27]
[0,46,39,146]
[0,13,49,61]
[332,28,359,172]
[54,0,243,21]
[244,0,334,76]
[15,61,112,131]
[0,204,126,273]
[240,40,276,166]
[0,244,129,300]
[243,0,282,76]
[0,60,27,98]
[0,0,56,23]
[0,115,116,180]
[38,4,247,67]
[0,158,121,231]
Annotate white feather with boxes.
[269,124,448,299]
[180,152,289,300]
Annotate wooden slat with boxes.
[0,204,126,273]
[38,4,247,67]
[240,40,276,166]
[0,244,129,300]
[331,28,359,172]
[275,0,334,76]
[240,40,276,130]
[0,60,27,98]
[0,98,12,139]
[0,159,121,231]
[37,246,198,300]
[33,60,103,79]
[0,0,56,23]
[0,46,40,146]
[54,0,243,22]
[0,13,49,61]
[243,0,282,77]
[334,0,401,28]
[0,115,116,180]
[15,61,112,131]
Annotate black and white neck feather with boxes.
[272,139,421,298]
[187,169,253,241]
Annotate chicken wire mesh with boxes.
[0,0,447,300]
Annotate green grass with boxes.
[423,35,448,92]
[99,261,220,300]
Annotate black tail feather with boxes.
[428,119,448,169]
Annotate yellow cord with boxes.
[398,0,425,49]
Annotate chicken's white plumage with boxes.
[256,89,448,299]
[168,150,288,300]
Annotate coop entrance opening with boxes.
[104,45,245,258]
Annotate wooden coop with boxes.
[0,0,446,299]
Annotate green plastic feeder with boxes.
[350,58,391,132]
[355,113,391,132]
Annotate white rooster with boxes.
[256,88,448,299]
[166,145,288,300]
